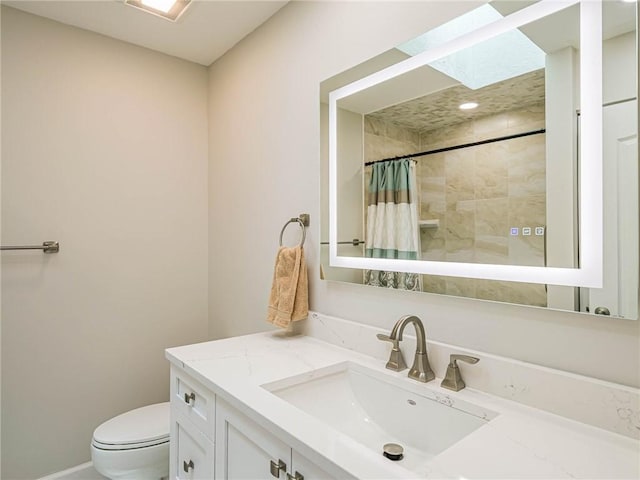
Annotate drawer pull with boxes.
[184,392,196,405]
[183,459,194,473]
[269,459,286,478]
[287,472,304,480]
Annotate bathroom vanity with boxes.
[166,313,639,480]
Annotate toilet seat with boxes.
[92,436,169,451]
[92,403,169,451]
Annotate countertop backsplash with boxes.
[301,311,640,440]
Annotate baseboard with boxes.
[37,462,103,480]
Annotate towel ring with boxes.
[279,217,306,247]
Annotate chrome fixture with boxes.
[184,392,195,405]
[364,129,544,166]
[382,443,404,461]
[378,315,434,383]
[279,214,309,247]
[594,306,611,316]
[270,459,286,478]
[0,241,59,253]
[320,238,364,246]
[376,333,407,371]
[440,354,479,391]
[183,459,194,473]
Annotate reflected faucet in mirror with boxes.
[378,315,435,383]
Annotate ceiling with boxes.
[368,69,545,134]
[3,0,288,66]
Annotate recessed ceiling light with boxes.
[459,102,479,110]
[124,0,191,22]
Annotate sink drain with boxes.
[383,443,404,461]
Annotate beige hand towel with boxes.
[267,245,309,328]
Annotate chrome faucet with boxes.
[377,315,435,383]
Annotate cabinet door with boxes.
[216,398,291,480]
[290,450,338,480]
[172,412,215,480]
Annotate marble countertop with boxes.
[166,331,640,479]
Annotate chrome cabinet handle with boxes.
[184,392,195,405]
[287,472,304,480]
[269,459,286,478]
[183,459,194,473]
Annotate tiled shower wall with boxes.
[364,104,547,306]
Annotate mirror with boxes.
[320,0,639,319]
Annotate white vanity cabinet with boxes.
[167,331,640,480]
[170,367,216,480]
[170,366,339,480]
[215,397,337,480]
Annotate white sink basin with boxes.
[263,362,497,473]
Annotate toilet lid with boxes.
[93,402,169,447]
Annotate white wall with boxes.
[207,1,640,387]
[1,7,209,479]
[208,0,477,338]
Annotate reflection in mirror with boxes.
[320,0,638,318]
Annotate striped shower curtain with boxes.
[364,159,422,291]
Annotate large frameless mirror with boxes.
[320,0,639,319]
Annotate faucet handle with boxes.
[451,354,479,365]
[376,334,408,372]
[441,354,479,391]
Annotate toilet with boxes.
[91,402,170,480]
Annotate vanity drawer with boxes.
[171,367,215,439]
[173,412,214,480]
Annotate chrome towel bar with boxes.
[1,241,59,253]
[320,239,364,246]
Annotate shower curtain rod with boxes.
[364,128,545,167]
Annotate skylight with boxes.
[141,0,175,13]
[124,0,191,22]
[397,4,546,90]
